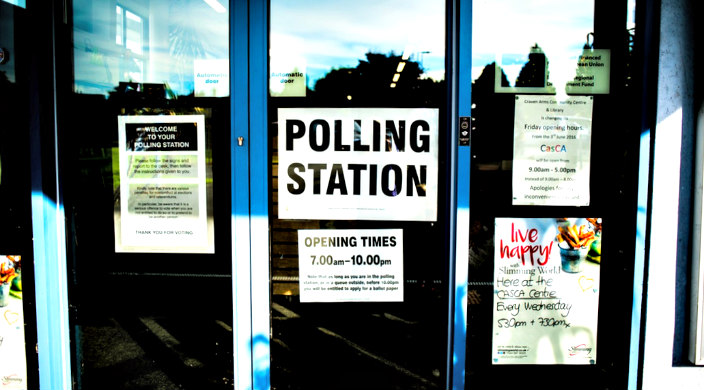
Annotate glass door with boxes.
[62,1,234,388]
[466,0,639,388]
[267,1,455,389]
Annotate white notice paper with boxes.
[278,108,439,221]
[194,59,229,97]
[566,49,611,95]
[512,95,593,206]
[298,229,404,302]
[116,115,212,253]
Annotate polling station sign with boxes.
[277,108,439,221]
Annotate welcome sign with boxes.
[116,115,213,253]
[277,108,439,221]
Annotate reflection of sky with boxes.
[472,0,594,87]
[73,0,229,96]
[69,0,613,96]
[1,0,25,8]
[270,0,446,89]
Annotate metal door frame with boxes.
[232,0,471,389]
[28,0,470,389]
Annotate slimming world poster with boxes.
[492,218,602,364]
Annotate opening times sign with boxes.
[492,218,601,365]
[116,115,212,253]
[298,229,403,302]
[278,108,439,221]
[513,95,593,206]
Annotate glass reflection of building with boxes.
[515,43,548,88]
[73,0,229,97]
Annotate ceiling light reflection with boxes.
[203,0,227,13]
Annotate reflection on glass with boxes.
[0,0,24,8]
[74,0,229,97]
[270,0,445,93]
[124,9,143,55]
[116,6,123,45]
[67,1,233,389]
[472,0,594,93]
[466,0,623,385]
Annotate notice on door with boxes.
[512,95,593,206]
[492,218,602,365]
[278,108,439,221]
[194,59,229,97]
[116,115,213,253]
[297,229,403,302]
[566,49,611,95]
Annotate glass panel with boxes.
[124,10,143,55]
[269,1,448,389]
[116,6,123,45]
[473,0,595,94]
[66,1,232,388]
[74,0,229,97]
[468,0,637,387]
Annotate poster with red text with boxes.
[0,255,26,389]
[492,218,602,364]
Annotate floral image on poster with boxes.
[0,255,27,389]
[492,218,602,364]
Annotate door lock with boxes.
[459,117,470,146]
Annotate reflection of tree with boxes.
[168,0,206,92]
[470,62,514,164]
[309,52,444,107]
[169,23,205,60]
[515,43,549,88]
[0,69,24,240]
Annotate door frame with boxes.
[29,0,470,389]
[28,0,72,389]
[232,0,471,389]
[231,0,271,389]
[26,0,665,389]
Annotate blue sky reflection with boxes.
[472,0,594,89]
[270,0,446,90]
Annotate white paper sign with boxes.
[269,49,307,97]
[270,65,307,97]
[492,218,601,365]
[512,95,593,206]
[278,108,439,221]
[566,49,611,94]
[298,229,404,302]
[194,59,229,97]
[116,115,212,253]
